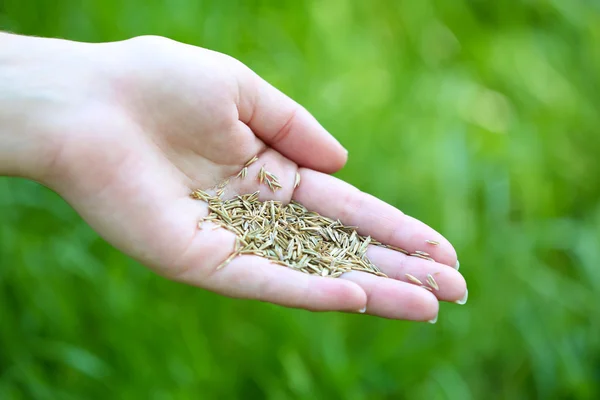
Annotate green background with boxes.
[1,1,600,398]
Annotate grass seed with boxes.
[192,191,386,278]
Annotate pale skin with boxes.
[0,33,467,322]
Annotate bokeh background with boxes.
[1,0,600,399]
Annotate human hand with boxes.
[0,34,466,321]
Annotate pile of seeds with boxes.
[190,155,440,290]
[192,189,386,277]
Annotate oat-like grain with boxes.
[411,253,435,261]
[426,273,439,291]
[294,172,301,189]
[237,167,248,179]
[217,251,239,270]
[245,155,259,167]
[385,244,410,255]
[405,273,423,285]
[217,179,229,190]
[425,239,440,245]
[265,171,279,183]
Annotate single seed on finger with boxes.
[258,166,266,184]
[385,244,410,255]
[426,273,439,291]
[425,239,440,245]
[217,179,229,189]
[411,253,435,261]
[217,252,239,270]
[405,273,423,285]
[245,155,259,167]
[294,172,301,189]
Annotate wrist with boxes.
[0,33,104,184]
[0,33,60,181]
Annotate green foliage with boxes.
[1,1,599,398]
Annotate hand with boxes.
[1,34,466,321]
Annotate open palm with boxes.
[41,36,466,321]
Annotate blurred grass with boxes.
[1,0,600,398]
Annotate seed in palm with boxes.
[191,189,387,278]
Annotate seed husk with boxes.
[217,251,240,270]
[426,273,439,291]
[411,253,435,261]
[294,172,301,189]
[384,244,410,255]
[265,171,279,183]
[236,167,248,179]
[217,179,229,190]
[425,239,440,245]
[405,273,423,285]
[245,155,259,167]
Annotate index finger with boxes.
[292,168,458,267]
[233,61,347,174]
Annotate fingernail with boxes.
[454,260,460,270]
[455,289,468,305]
[428,314,438,324]
[358,306,367,313]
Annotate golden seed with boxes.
[411,253,435,261]
[236,167,248,179]
[190,181,389,278]
[405,273,423,285]
[426,273,439,291]
[294,172,301,189]
[245,155,259,167]
[425,239,440,245]
[217,251,239,270]
[385,244,410,255]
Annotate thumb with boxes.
[234,62,347,173]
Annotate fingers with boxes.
[293,168,458,267]
[170,224,367,312]
[341,271,439,321]
[366,245,467,302]
[234,64,347,173]
[206,256,367,312]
